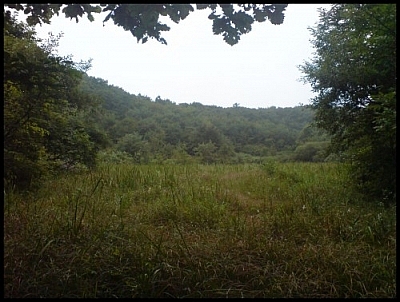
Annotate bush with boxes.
[293,142,329,162]
[96,149,135,164]
[4,150,47,191]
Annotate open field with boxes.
[4,162,396,298]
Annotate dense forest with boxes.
[4,11,330,191]
[80,74,330,163]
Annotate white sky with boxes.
[26,4,331,109]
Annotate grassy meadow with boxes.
[4,161,396,298]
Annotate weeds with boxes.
[4,162,396,298]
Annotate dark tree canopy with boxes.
[4,4,287,45]
[4,13,105,189]
[299,4,396,203]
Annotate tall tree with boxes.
[4,13,100,189]
[4,4,287,45]
[299,4,396,203]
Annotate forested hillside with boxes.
[79,74,330,165]
[4,10,330,192]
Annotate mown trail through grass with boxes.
[4,162,396,298]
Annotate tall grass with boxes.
[4,162,396,298]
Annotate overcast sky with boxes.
[28,4,331,109]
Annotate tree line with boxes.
[4,4,396,204]
[80,74,328,165]
[4,11,327,191]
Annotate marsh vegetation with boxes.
[4,162,396,298]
